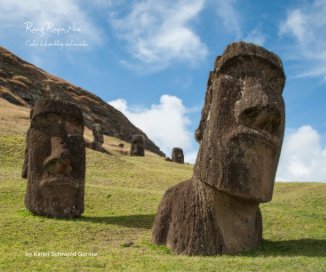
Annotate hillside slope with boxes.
[0,102,325,271]
[0,46,165,156]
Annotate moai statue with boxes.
[130,134,145,156]
[172,147,184,164]
[24,98,85,218]
[152,42,286,255]
[91,122,104,151]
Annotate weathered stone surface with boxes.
[24,98,85,218]
[172,147,184,164]
[0,46,165,157]
[130,134,145,156]
[152,42,286,255]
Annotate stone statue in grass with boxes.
[91,122,105,152]
[130,134,145,156]
[172,147,184,164]
[152,42,286,255]
[24,98,85,218]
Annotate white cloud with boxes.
[212,0,266,46]
[0,0,101,46]
[109,95,195,158]
[277,125,326,182]
[279,9,306,42]
[243,27,266,46]
[214,0,242,38]
[108,0,208,70]
[279,0,326,79]
[294,66,326,81]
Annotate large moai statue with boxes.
[91,122,104,151]
[152,42,286,255]
[172,147,184,164]
[130,134,145,156]
[24,98,86,218]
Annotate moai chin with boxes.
[130,134,145,156]
[152,42,286,255]
[24,98,85,218]
[172,147,184,164]
[91,122,104,151]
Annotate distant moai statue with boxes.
[130,134,145,156]
[172,147,184,164]
[24,98,85,218]
[91,122,104,151]
[152,42,286,255]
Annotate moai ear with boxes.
[195,72,214,143]
[22,153,28,179]
[22,128,30,179]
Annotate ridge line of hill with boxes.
[0,46,165,157]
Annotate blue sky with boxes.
[1,0,325,182]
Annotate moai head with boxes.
[172,147,184,164]
[130,134,145,156]
[194,42,285,203]
[24,98,85,218]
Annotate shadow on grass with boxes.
[243,239,326,257]
[76,214,155,229]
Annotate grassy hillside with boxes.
[0,100,325,271]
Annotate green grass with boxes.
[0,133,325,272]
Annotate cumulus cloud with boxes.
[109,95,195,157]
[279,0,326,79]
[108,0,208,70]
[277,125,326,182]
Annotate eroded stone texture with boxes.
[91,122,105,152]
[24,98,85,218]
[152,42,286,255]
[130,134,145,156]
[172,147,184,164]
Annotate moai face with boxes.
[172,148,184,164]
[194,42,285,203]
[130,135,145,156]
[24,99,85,218]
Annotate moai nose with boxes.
[43,137,73,175]
[238,105,282,136]
[234,78,282,136]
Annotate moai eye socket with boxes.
[65,120,83,136]
[238,106,282,136]
[32,113,61,129]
